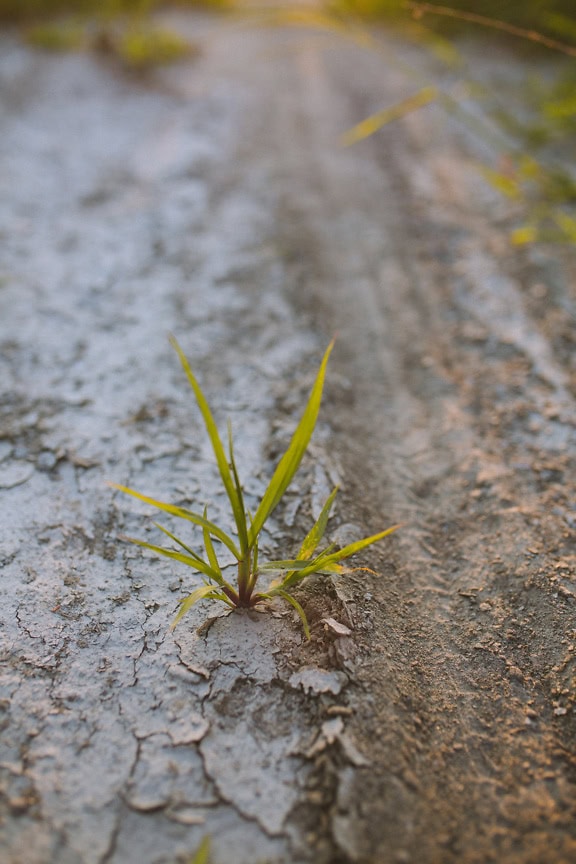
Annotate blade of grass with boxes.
[153,522,204,563]
[170,335,249,554]
[258,559,312,571]
[298,485,339,560]
[227,420,247,532]
[187,836,211,864]
[170,585,228,629]
[249,340,335,544]
[274,589,311,640]
[202,506,223,580]
[109,483,241,558]
[154,521,234,593]
[280,525,401,588]
[341,86,437,147]
[118,534,223,582]
[247,512,260,595]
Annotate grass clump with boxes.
[24,19,87,51]
[112,338,399,637]
[22,17,196,69]
[114,23,195,68]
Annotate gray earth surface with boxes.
[1,9,576,864]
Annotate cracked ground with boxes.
[1,8,576,864]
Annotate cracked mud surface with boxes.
[1,10,576,864]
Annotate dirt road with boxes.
[1,10,575,864]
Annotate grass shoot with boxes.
[111,337,399,637]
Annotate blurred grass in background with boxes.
[327,0,576,48]
[2,0,575,243]
[0,1,229,68]
[0,0,230,22]
[279,0,576,244]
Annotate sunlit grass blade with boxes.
[298,485,339,560]
[279,526,401,588]
[109,483,241,558]
[153,522,204,564]
[170,335,249,554]
[341,86,437,147]
[259,559,317,572]
[187,836,211,864]
[227,419,247,532]
[251,521,259,574]
[154,520,233,592]
[249,340,334,543]
[170,586,229,630]
[324,524,401,563]
[247,513,259,595]
[202,506,223,581]
[259,547,337,572]
[118,534,223,582]
[275,589,311,639]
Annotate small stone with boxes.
[289,666,348,695]
[0,462,34,489]
[321,617,353,636]
[37,450,57,471]
[326,705,353,717]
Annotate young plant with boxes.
[111,337,399,637]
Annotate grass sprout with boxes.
[111,337,399,637]
[187,836,210,864]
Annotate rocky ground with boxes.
[1,9,575,864]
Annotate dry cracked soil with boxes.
[1,9,576,864]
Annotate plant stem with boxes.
[237,555,252,605]
[222,585,241,605]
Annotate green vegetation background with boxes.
[331,0,576,46]
[2,2,575,55]
[0,0,229,22]
[1,0,575,33]
[1,0,575,244]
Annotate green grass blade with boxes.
[249,340,334,544]
[170,586,226,629]
[259,558,329,572]
[261,544,337,573]
[275,589,311,639]
[153,522,204,563]
[320,524,401,565]
[228,420,247,532]
[246,511,260,595]
[187,836,210,864]
[298,485,339,560]
[118,534,223,582]
[341,86,437,147]
[252,524,259,574]
[155,520,233,591]
[284,525,401,586]
[109,483,241,558]
[202,506,223,580]
[169,335,249,554]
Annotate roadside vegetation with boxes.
[0,1,228,69]
[0,0,230,21]
[2,2,572,295]
[261,0,576,245]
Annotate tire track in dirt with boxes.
[224,23,576,863]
